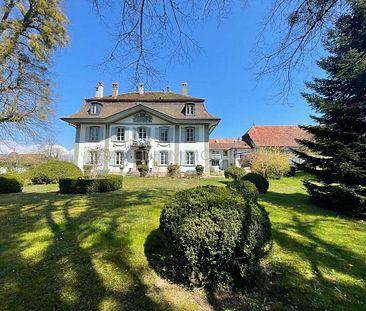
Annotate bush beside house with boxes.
[243,173,269,194]
[224,166,246,179]
[0,175,24,194]
[30,160,82,184]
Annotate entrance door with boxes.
[221,160,229,170]
[135,150,149,166]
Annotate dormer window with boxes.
[90,102,101,115]
[185,103,195,116]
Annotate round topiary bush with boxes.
[227,179,259,201]
[155,185,271,288]
[0,175,23,194]
[195,164,204,176]
[243,173,269,194]
[224,166,246,179]
[30,160,83,184]
[137,163,149,177]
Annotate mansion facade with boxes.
[61,82,220,174]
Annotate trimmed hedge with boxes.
[158,185,271,288]
[31,160,82,184]
[137,164,148,177]
[243,173,269,194]
[0,175,23,194]
[227,179,259,201]
[195,164,204,176]
[59,176,123,194]
[224,166,246,179]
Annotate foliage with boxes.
[224,166,246,179]
[243,173,269,194]
[59,176,123,194]
[83,165,93,178]
[248,149,290,179]
[0,174,23,194]
[295,2,366,218]
[227,179,259,201]
[30,160,82,184]
[285,165,296,177]
[167,163,180,177]
[137,164,148,177]
[158,185,271,288]
[195,164,204,176]
[0,0,68,138]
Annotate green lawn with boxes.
[0,176,365,310]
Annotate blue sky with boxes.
[53,0,320,150]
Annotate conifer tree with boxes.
[295,1,366,218]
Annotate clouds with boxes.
[0,140,74,161]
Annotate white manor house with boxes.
[62,82,220,174]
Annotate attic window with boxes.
[90,102,101,115]
[185,103,195,116]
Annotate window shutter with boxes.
[181,128,185,142]
[83,150,89,164]
[123,151,128,165]
[168,151,174,164]
[195,127,199,142]
[85,126,90,142]
[133,128,138,140]
[109,151,115,165]
[98,127,104,141]
[168,127,173,142]
[154,151,159,164]
[111,127,116,142]
[155,127,159,140]
[146,127,151,138]
[195,151,199,165]
[180,151,184,165]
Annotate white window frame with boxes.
[116,127,125,141]
[185,127,194,142]
[89,151,98,165]
[90,104,98,115]
[211,159,220,166]
[160,151,168,165]
[115,151,124,165]
[138,127,147,139]
[89,126,100,142]
[186,151,195,165]
[160,127,169,142]
[223,150,228,156]
[186,104,195,115]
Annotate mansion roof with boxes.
[209,138,250,150]
[242,125,310,148]
[61,91,219,124]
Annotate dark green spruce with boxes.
[295,1,366,218]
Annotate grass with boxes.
[0,175,365,310]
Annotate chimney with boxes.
[181,82,187,95]
[138,83,144,95]
[95,81,104,98]
[112,82,119,97]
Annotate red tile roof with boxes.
[209,138,250,150]
[243,125,310,147]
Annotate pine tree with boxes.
[295,1,366,218]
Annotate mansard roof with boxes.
[61,91,219,124]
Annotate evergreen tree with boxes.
[295,1,366,218]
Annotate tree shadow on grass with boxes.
[0,189,175,311]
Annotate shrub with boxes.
[167,163,180,177]
[0,175,23,194]
[224,166,246,179]
[59,176,123,194]
[195,164,204,176]
[158,185,271,288]
[83,164,93,178]
[285,166,296,177]
[227,179,259,201]
[30,160,82,184]
[137,164,148,177]
[243,173,269,194]
[248,149,290,179]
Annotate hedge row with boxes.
[0,175,24,194]
[59,176,123,194]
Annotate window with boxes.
[211,159,220,166]
[138,127,147,139]
[212,150,220,155]
[186,151,195,165]
[89,151,98,165]
[185,127,195,142]
[223,150,228,156]
[90,102,101,115]
[89,126,100,142]
[160,128,169,142]
[160,151,168,165]
[116,127,125,141]
[115,151,123,165]
[186,104,195,116]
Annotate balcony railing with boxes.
[131,138,151,147]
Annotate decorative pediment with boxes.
[132,111,152,123]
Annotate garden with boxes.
[0,171,365,310]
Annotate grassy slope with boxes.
[0,176,365,310]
